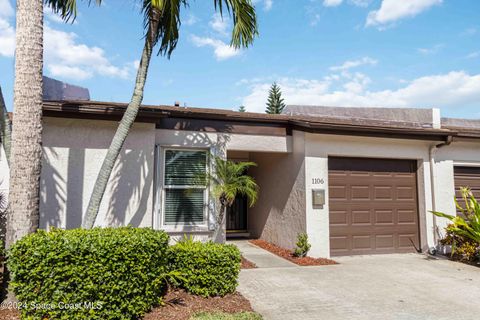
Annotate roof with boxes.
[42,100,479,141]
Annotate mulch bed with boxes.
[0,309,19,320]
[144,289,255,320]
[241,256,257,269]
[250,239,338,266]
[0,290,254,320]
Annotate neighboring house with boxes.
[1,100,480,258]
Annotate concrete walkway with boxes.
[238,253,480,320]
[229,240,296,268]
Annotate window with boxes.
[163,149,207,226]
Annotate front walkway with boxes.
[229,240,296,268]
[237,253,480,320]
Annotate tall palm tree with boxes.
[203,156,258,242]
[79,0,258,228]
[5,0,44,250]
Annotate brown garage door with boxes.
[328,157,420,256]
[454,167,480,213]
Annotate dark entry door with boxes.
[226,195,248,232]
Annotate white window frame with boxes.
[156,147,209,231]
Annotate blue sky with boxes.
[0,0,479,118]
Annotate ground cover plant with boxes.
[433,187,480,264]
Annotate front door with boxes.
[226,195,248,232]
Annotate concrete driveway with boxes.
[238,254,480,320]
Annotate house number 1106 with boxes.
[312,178,324,185]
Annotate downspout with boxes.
[429,135,453,252]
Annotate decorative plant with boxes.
[432,187,480,259]
[201,156,259,242]
[293,232,311,257]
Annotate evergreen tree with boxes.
[265,82,286,114]
[238,105,246,112]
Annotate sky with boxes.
[0,0,479,118]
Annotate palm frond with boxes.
[208,156,259,208]
[214,0,258,48]
[44,0,102,22]
[141,0,188,57]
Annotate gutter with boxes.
[429,135,453,252]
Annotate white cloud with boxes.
[461,27,477,37]
[0,18,15,57]
[48,65,92,80]
[240,71,480,113]
[43,26,132,79]
[330,57,377,71]
[417,44,443,55]
[253,0,273,11]
[264,0,273,11]
[0,0,13,18]
[366,0,442,28]
[349,0,372,7]
[191,35,240,60]
[209,13,229,36]
[323,0,343,7]
[466,51,480,59]
[184,14,198,26]
[0,1,134,80]
[0,0,14,57]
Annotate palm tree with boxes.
[203,156,258,242]
[48,0,258,229]
[5,0,44,250]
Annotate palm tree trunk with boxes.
[213,203,226,243]
[82,11,160,229]
[0,86,12,165]
[5,0,44,249]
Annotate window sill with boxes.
[159,225,212,234]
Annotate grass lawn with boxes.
[191,312,263,320]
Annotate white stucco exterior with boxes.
[1,111,479,259]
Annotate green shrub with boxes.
[441,227,480,262]
[433,187,480,262]
[293,233,311,257]
[8,227,170,320]
[169,239,241,297]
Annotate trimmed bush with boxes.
[293,233,311,258]
[8,227,170,320]
[169,239,241,297]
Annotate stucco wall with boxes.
[248,130,306,250]
[40,117,156,229]
[304,133,435,257]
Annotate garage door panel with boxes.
[351,210,371,225]
[454,167,480,215]
[375,210,394,224]
[329,157,420,256]
[329,185,347,200]
[351,186,370,200]
[374,186,393,200]
[375,235,395,250]
[329,210,348,225]
[397,209,417,224]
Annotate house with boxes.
[1,100,480,258]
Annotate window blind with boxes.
[163,149,207,225]
[164,150,207,186]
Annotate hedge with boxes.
[169,239,241,297]
[8,227,170,320]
